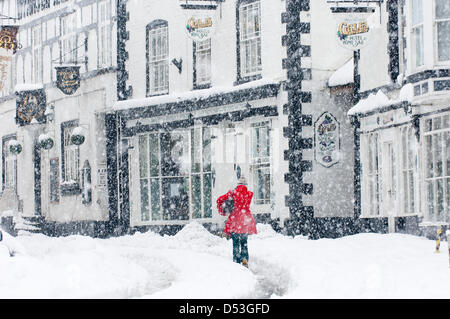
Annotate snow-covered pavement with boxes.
[0,222,449,299]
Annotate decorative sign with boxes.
[0,26,19,53]
[97,165,107,189]
[336,16,371,50]
[55,66,80,95]
[315,112,340,168]
[16,89,47,126]
[185,12,216,41]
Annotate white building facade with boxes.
[0,0,118,236]
[351,0,450,237]
[107,0,359,238]
[2,0,441,239]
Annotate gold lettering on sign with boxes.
[187,17,213,30]
[338,22,369,37]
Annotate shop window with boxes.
[435,0,450,62]
[138,128,212,222]
[193,39,211,88]
[98,0,112,67]
[250,122,271,205]
[238,0,262,80]
[61,12,77,63]
[401,127,417,215]
[366,133,382,216]
[423,114,450,223]
[411,0,424,67]
[190,127,212,219]
[146,20,169,96]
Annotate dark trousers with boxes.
[231,233,249,263]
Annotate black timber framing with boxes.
[105,113,120,235]
[281,0,315,238]
[122,105,278,137]
[117,0,132,101]
[33,138,41,216]
[116,82,280,121]
[387,0,400,83]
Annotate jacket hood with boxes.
[234,185,248,194]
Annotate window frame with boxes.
[236,0,262,85]
[60,12,77,64]
[433,0,450,64]
[363,132,383,217]
[137,127,213,224]
[250,121,271,206]
[60,120,81,196]
[146,20,169,97]
[98,0,112,68]
[2,134,17,192]
[422,113,450,224]
[400,126,418,216]
[193,39,212,89]
[410,0,425,69]
[32,24,43,83]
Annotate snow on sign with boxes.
[336,16,371,50]
[314,112,340,168]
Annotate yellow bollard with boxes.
[435,227,442,253]
[447,230,450,268]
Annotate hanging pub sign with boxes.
[314,112,340,168]
[16,88,47,126]
[336,16,371,51]
[184,12,217,41]
[55,65,80,95]
[0,26,19,54]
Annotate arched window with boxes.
[146,20,169,96]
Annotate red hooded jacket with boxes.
[217,185,257,235]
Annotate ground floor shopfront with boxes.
[107,80,288,235]
[355,96,449,238]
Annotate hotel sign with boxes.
[185,12,216,41]
[56,66,80,95]
[336,17,371,50]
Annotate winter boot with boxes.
[241,258,248,268]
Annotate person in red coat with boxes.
[217,175,257,268]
